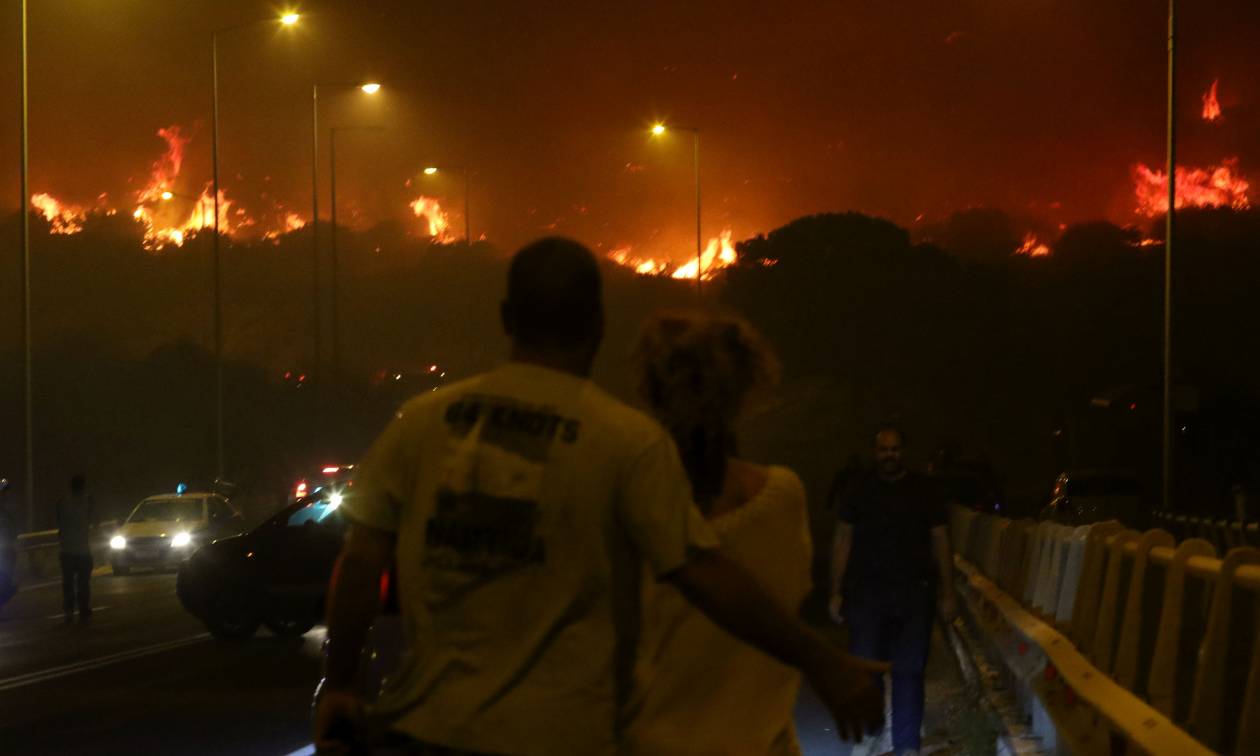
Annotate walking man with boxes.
[57,474,96,623]
[829,427,957,755]
[314,237,886,754]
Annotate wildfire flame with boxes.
[672,229,738,280]
[30,192,87,234]
[131,126,227,250]
[1014,232,1050,257]
[607,245,669,276]
[604,228,739,280]
[1202,79,1222,122]
[26,124,311,249]
[1133,158,1251,217]
[409,196,453,242]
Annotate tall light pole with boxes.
[311,81,379,382]
[650,123,702,296]
[420,165,472,242]
[329,124,383,381]
[18,0,33,530]
[211,11,300,480]
[1162,0,1176,512]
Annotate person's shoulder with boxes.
[393,373,488,421]
[576,385,670,450]
[765,465,806,501]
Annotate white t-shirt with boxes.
[625,466,812,755]
[345,362,717,756]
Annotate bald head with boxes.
[502,237,604,353]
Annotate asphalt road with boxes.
[0,566,966,755]
[0,567,321,756]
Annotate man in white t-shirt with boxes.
[314,237,886,755]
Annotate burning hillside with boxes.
[603,229,739,280]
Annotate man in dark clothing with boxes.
[829,427,957,756]
[56,474,96,623]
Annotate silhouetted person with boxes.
[315,237,886,755]
[829,427,957,756]
[625,312,811,754]
[826,453,865,511]
[57,474,97,623]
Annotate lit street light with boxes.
[649,122,702,296]
[329,125,385,381]
[211,11,300,480]
[311,81,380,383]
[419,165,472,242]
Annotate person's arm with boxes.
[931,525,957,622]
[666,550,886,742]
[829,522,853,622]
[313,522,395,749]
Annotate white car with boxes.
[110,492,243,575]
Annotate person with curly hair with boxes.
[625,311,813,755]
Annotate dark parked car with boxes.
[177,488,348,639]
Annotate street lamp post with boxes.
[329,125,383,381]
[18,0,33,530]
[210,11,300,481]
[311,82,380,383]
[650,123,702,296]
[1163,0,1176,512]
[420,165,472,242]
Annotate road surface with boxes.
[0,567,972,755]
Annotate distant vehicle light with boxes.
[176,482,188,495]
[321,465,341,475]
[171,531,192,548]
[110,535,127,550]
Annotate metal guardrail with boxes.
[9,523,118,583]
[950,506,1260,755]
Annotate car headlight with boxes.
[110,535,127,550]
[170,531,192,548]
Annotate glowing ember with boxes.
[1014,232,1050,257]
[672,229,738,280]
[30,192,87,234]
[409,196,453,242]
[1133,158,1251,217]
[1202,79,1222,122]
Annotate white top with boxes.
[624,465,812,755]
[346,362,717,756]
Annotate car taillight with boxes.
[294,481,308,499]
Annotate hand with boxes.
[828,592,845,625]
[939,590,959,624]
[313,685,365,754]
[806,648,889,742]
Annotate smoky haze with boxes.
[2,1,1260,264]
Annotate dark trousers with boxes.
[844,584,935,751]
[59,552,93,618]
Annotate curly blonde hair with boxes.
[634,312,780,510]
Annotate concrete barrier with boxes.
[953,505,1260,754]
[13,523,116,583]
